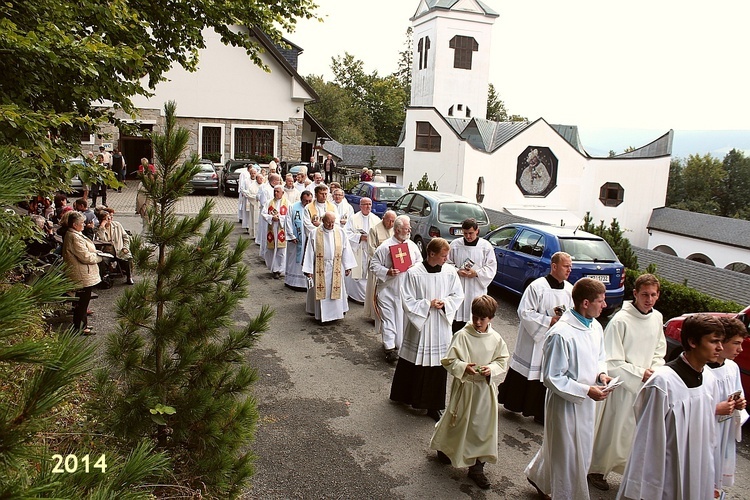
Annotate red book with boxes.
[389,242,412,273]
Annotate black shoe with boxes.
[384,348,399,364]
[426,409,443,422]
[468,470,490,489]
[436,450,451,464]
[587,473,609,491]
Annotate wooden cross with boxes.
[394,248,407,264]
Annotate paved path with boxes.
[96,181,239,216]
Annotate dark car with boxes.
[485,223,625,314]
[189,160,219,195]
[346,182,406,217]
[664,306,750,394]
[392,191,490,255]
[220,160,255,197]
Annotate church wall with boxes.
[648,231,750,269]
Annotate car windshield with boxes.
[199,165,215,172]
[377,187,406,202]
[229,163,248,173]
[437,202,489,224]
[559,238,618,262]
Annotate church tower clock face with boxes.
[516,146,558,197]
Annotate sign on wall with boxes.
[516,146,557,197]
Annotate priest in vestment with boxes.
[617,313,722,500]
[282,174,300,205]
[370,215,422,363]
[588,273,666,491]
[345,197,380,303]
[254,173,269,246]
[525,278,611,500]
[302,185,338,314]
[302,212,356,323]
[239,165,258,236]
[390,237,464,420]
[364,210,395,320]
[498,252,573,424]
[237,163,251,223]
[262,185,291,279]
[294,168,310,192]
[332,188,354,227]
[430,295,509,490]
[447,218,497,332]
[284,190,313,291]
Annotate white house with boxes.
[400,0,672,247]
[89,26,327,176]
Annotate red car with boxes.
[663,305,750,394]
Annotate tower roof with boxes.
[412,0,499,21]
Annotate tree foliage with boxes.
[93,102,271,497]
[486,83,527,122]
[408,173,438,191]
[580,212,638,270]
[0,0,318,191]
[666,150,750,218]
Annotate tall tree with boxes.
[394,27,413,99]
[677,153,725,214]
[486,83,527,122]
[0,0,318,190]
[306,75,376,145]
[94,102,271,497]
[666,157,686,207]
[719,149,750,218]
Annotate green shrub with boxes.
[624,267,742,321]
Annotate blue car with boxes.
[345,182,406,217]
[485,223,625,313]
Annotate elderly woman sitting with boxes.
[62,211,102,335]
[95,208,134,285]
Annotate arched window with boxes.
[476,176,485,203]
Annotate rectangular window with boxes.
[201,126,222,160]
[386,175,397,183]
[415,121,441,152]
[234,128,274,159]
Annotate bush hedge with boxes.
[624,267,743,321]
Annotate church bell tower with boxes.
[410,0,498,120]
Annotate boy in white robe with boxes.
[710,317,749,497]
[617,313,723,500]
[447,218,497,333]
[430,295,509,489]
[389,238,464,420]
[345,198,380,303]
[525,278,611,500]
[588,273,666,491]
[302,212,356,323]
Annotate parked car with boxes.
[346,182,406,218]
[663,305,750,393]
[189,160,219,195]
[485,223,625,314]
[220,160,255,197]
[287,161,310,176]
[64,157,86,194]
[391,191,490,255]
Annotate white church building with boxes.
[400,0,672,247]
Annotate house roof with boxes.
[322,140,405,171]
[647,207,750,250]
[412,0,500,21]
[612,130,674,159]
[250,27,318,103]
[304,111,333,141]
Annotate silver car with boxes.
[392,191,490,255]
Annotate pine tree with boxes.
[94,101,271,497]
[580,212,638,270]
[415,173,438,191]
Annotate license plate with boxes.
[452,228,463,236]
[586,274,610,284]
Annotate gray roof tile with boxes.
[614,130,674,158]
[648,207,750,250]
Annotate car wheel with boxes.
[414,237,425,257]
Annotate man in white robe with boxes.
[256,173,279,255]
[262,185,292,278]
[617,314,723,500]
[332,188,354,227]
[525,278,611,500]
[239,166,258,236]
[370,215,423,363]
[588,273,666,491]
[364,210,395,320]
[345,198,380,303]
[302,212,356,323]
[302,185,339,314]
[447,217,497,332]
[498,252,573,424]
[294,168,310,192]
[282,173,300,205]
[284,190,313,290]
[237,163,252,224]
[254,173,268,246]
[390,238,464,420]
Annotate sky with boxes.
[287,0,750,157]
